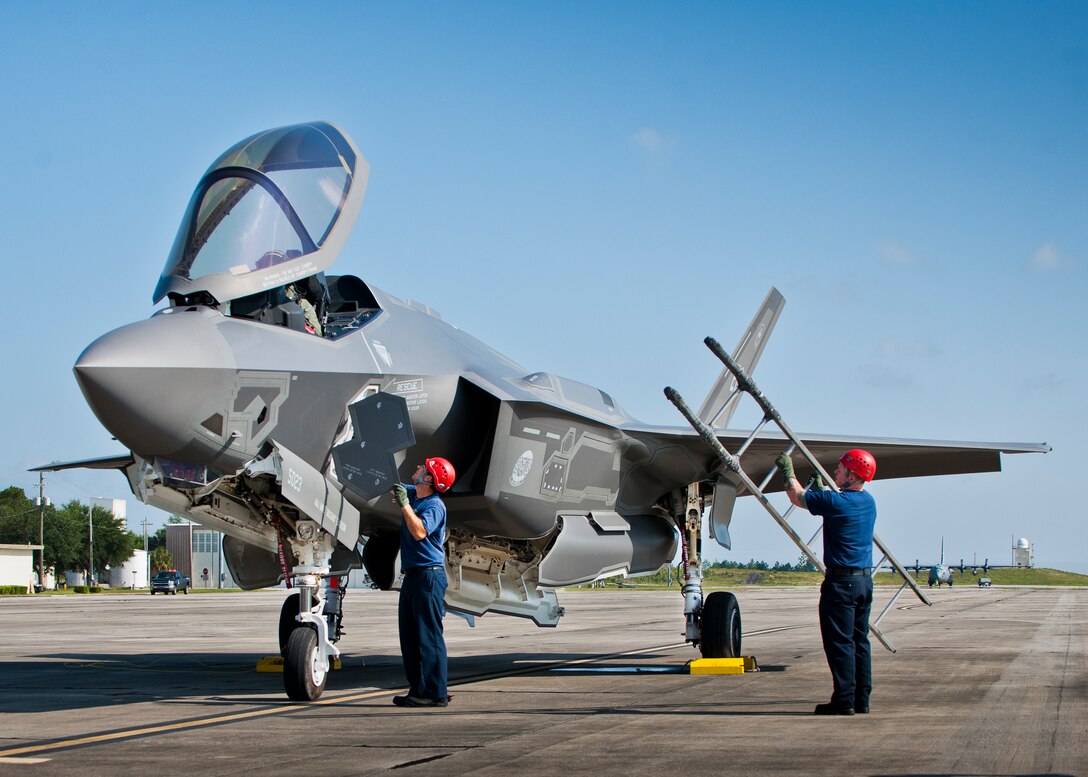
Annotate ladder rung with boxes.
[757,442,796,491]
[708,386,743,427]
[735,416,774,459]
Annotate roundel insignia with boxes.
[510,450,534,487]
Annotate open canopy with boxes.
[154,121,368,304]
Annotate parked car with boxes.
[150,570,191,595]
[978,577,992,587]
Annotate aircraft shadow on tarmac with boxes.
[1,649,722,714]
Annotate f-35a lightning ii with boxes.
[36,122,1049,700]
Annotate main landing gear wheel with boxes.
[700,591,742,658]
[278,591,301,655]
[284,626,328,701]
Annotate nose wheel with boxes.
[284,626,328,701]
[279,573,346,701]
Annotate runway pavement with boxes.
[0,585,1083,776]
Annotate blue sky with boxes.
[1,2,1084,572]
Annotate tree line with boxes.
[636,555,818,586]
[0,486,170,582]
[708,556,818,572]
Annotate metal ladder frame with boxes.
[665,336,931,653]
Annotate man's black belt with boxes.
[404,565,444,575]
[825,566,871,577]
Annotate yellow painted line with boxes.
[0,641,690,759]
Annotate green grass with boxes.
[10,568,1086,597]
[580,566,1088,591]
[874,566,1088,587]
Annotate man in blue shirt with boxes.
[390,456,456,708]
[778,449,877,716]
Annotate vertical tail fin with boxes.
[696,287,785,429]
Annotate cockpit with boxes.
[154,121,379,339]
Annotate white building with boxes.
[1012,537,1034,568]
[91,497,127,528]
[109,549,149,589]
[1,544,43,593]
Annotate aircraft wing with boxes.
[29,453,134,472]
[625,423,1049,494]
[745,432,1049,486]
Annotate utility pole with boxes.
[37,472,45,590]
[141,517,152,588]
[88,504,95,586]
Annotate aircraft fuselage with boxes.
[75,276,686,589]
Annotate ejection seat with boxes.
[323,274,382,338]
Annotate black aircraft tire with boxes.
[284,627,327,702]
[700,591,742,658]
[279,591,301,655]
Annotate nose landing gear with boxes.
[280,525,345,702]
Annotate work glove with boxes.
[775,453,795,483]
[807,474,828,491]
[392,484,410,507]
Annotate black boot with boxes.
[814,702,855,716]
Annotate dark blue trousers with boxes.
[398,567,448,701]
[819,574,873,709]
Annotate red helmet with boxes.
[840,449,876,482]
[425,457,456,493]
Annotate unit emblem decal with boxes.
[510,450,534,487]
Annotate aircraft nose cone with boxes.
[75,310,236,458]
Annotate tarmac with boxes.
[0,585,1084,776]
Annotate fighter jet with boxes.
[35,122,1049,701]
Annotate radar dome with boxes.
[1016,537,1030,549]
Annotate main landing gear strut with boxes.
[674,482,742,659]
